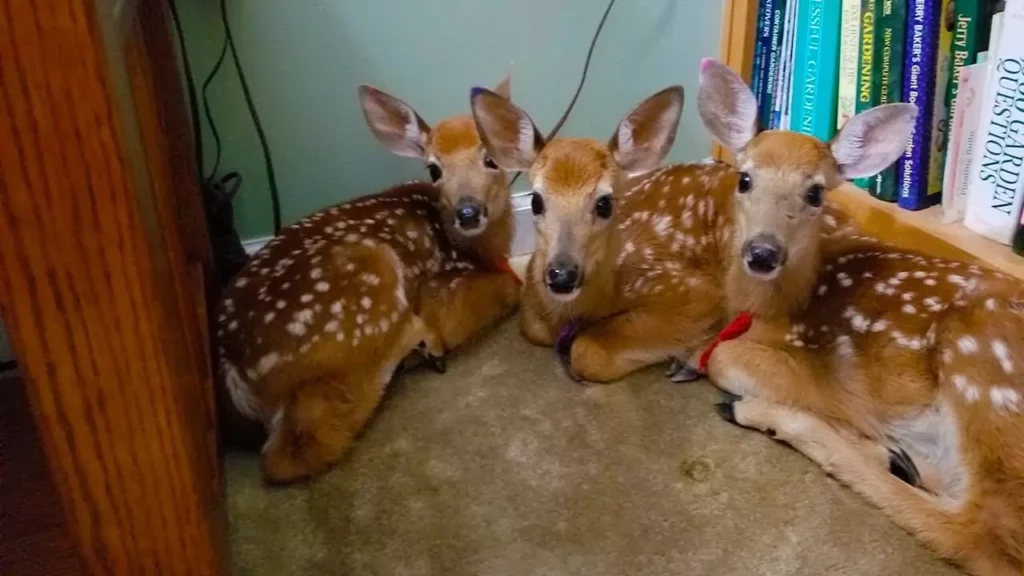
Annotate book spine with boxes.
[948,62,991,224]
[762,0,787,129]
[838,0,864,130]
[964,0,1024,244]
[945,0,985,122]
[896,0,941,211]
[752,0,768,115]
[853,0,879,190]
[941,66,972,222]
[781,0,800,129]
[873,0,909,201]
[792,0,843,140]
[925,0,956,201]
[773,0,794,128]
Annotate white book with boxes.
[780,0,799,130]
[964,0,1024,245]
[836,0,862,130]
[943,62,990,224]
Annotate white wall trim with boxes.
[243,190,537,257]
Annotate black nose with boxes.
[546,263,581,294]
[742,235,786,275]
[455,199,484,230]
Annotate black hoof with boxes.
[668,359,702,383]
[426,354,447,374]
[555,322,581,382]
[888,447,922,488]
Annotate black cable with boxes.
[201,27,230,181]
[221,0,283,235]
[508,0,617,188]
[167,0,203,181]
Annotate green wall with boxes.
[178,0,723,241]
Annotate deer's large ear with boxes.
[608,86,684,176]
[494,74,511,100]
[697,58,759,152]
[358,85,432,158]
[470,87,544,171]
[830,103,918,180]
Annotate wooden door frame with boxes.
[0,0,227,573]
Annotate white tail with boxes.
[697,58,1024,575]
[216,78,521,483]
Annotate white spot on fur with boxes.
[985,298,998,311]
[264,312,275,323]
[287,322,307,336]
[990,386,1021,412]
[360,296,372,309]
[902,304,917,315]
[837,272,853,287]
[314,281,330,292]
[235,277,249,287]
[870,319,889,332]
[991,340,1015,374]
[309,268,323,279]
[957,336,978,355]
[947,274,967,286]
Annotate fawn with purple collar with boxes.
[694,58,1024,575]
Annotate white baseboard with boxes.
[243,191,537,257]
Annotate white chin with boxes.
[743,261,782,281]
[547,289,581,303]
[455,220,488,237]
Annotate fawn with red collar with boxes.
[216,77,520,483]
[469,85,854,383]
[695,58,1024,575]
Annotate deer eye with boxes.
[531,192,545,216]
[427,163,442,182]
[483,156,499,170]
[737,171,752,193]
[805,183,824,208]
[594,195,613,219]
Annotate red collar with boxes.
[493,256,523,285]
[698,312,754,374]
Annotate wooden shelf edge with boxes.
[829,185,1024,282]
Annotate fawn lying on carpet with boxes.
[694,58,1024,576]
[470,84,854,383]
[216,77,520,483]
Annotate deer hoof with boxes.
[555,323,582,382]
[426,354,447,374]
[714,392,743,425]
[668,359,702,383]
[888,447,922,488]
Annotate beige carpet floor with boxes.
[224,316,961,576]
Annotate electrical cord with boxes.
[202,23,230,181]
[220,0,282,235]
[508,0,617,189]
[167,0,204,181]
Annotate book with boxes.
[762,0,788,129]
[945,0,986,127]
[779,0,801,129]
[896,0,942,211]
[752,0,769,122]
[854,0,880,190]
[773,0,795,128]
[1013,207,1024,254]
[964,0,1024,245]
[872,0,909,201]
[837,0,864,130]
[791,0,844,140]
[942,62,990,223]
[925,0,956,203]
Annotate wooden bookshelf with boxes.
[716,0,1024,281]
[831,185,1024,282]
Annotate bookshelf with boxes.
[717,0,1024,282]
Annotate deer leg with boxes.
[566,307,718,383]
[717,396,976,569]
[417,270,521,352]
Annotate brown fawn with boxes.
[469,85,854,383]
[216,77,521,483]
[694,58,1024,575]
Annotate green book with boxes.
[871,0,908,202]
[945,1,985,129]
[853,0,879,190]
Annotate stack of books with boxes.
[750,0,1024,256]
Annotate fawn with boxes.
[469,85,854,383]
[694,58,1024,575]
[216,77,521,483]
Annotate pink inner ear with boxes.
[700,58,714,71]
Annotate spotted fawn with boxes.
[696,58,1024,575]
[216,77,521,483]
[469,84,854,383]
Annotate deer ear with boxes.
[470,86,544,171]
[494,74,511,100]
[830,103,918,180]
[697,58,759,152]
[358,85,432,158]
[608,86,684,176]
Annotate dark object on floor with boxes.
[204,172,250,287]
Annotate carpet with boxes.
[224,318,960,576]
